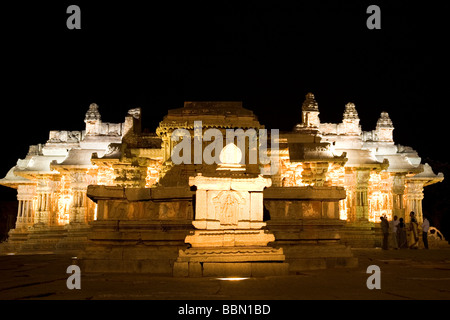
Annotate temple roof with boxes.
[17,155,65,173]
[337,149,387,168]
[375,153,421,173]
[289,142,346,163]
[168,101,255,117]
[3,154,67,180]
[0,167,34,188]
[52,149,105,167]
[415,163,443,178]
[407,163,444,186]
[158,101,262,131]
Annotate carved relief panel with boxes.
[212,191,245,227]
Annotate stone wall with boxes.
[80,186,194,274]
[80,185,357,274]
[264,186,357,271]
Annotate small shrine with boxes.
[173,143,288,277]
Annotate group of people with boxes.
[380,211,430,250]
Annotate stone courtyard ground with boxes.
[0,248,449,300]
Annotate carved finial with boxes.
[302,92,319,111]
[217,143,245,171]
[343,102,359,120]
[219,143,242,165]
[85,103,101,122]
[376,112,393,128]
[375,111,394,142]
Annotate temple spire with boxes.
[343,102,359,120]
[85,103,101,122]
[301,92,320,128]
[375,111,394,142]
[84,103,102,135]
[376,111,394,128]
[302,92,319,112]
[342,102,361,135]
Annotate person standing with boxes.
[409,211,419,249]
[422,216,430,249]
[390,215,399,249]
[397,217,408,249]
[380,216,390,250]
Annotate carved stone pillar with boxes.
[355,169,370,221]
[34,177,54,226]
[16,185,36,228]
[36,192,52,225]
[69,189,86,223]
[405,180,424,223]
[392,174,406,220]
[69,172,89,224]
[343,169,356,222]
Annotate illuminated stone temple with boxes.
[0,94,445,275]
[0,103,158,253]
[282,94,444,247]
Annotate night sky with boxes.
[1,1,449,225]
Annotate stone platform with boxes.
[78,185,195,274]
[264,186,358,271]
[0,223,91,255]
[173,247,288,277]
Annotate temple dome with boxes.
[219,143,242,165]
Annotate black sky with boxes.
[1,0,449,200]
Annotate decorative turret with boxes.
[342,102,361,135]
[375,111,394,142]
[84,103,102,135]
[301,92,320,128]
[85,103,101,121]
[343,102,359,120]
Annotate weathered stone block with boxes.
[87,185,125,199]
[322,201,339,219]
[188,262,203,277]
[151,187,193,200]
[173,262,189,277]
[125,188,152,201]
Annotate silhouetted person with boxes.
[390,215,399,249]
[380,216,389,250]
[422,216,430,249]
[397,218,408,249]
[409,211,419,249]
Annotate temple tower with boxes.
[342,102,361,135]
[375,112,394,142]
[84,103,102,135]
[301,92,320,129]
